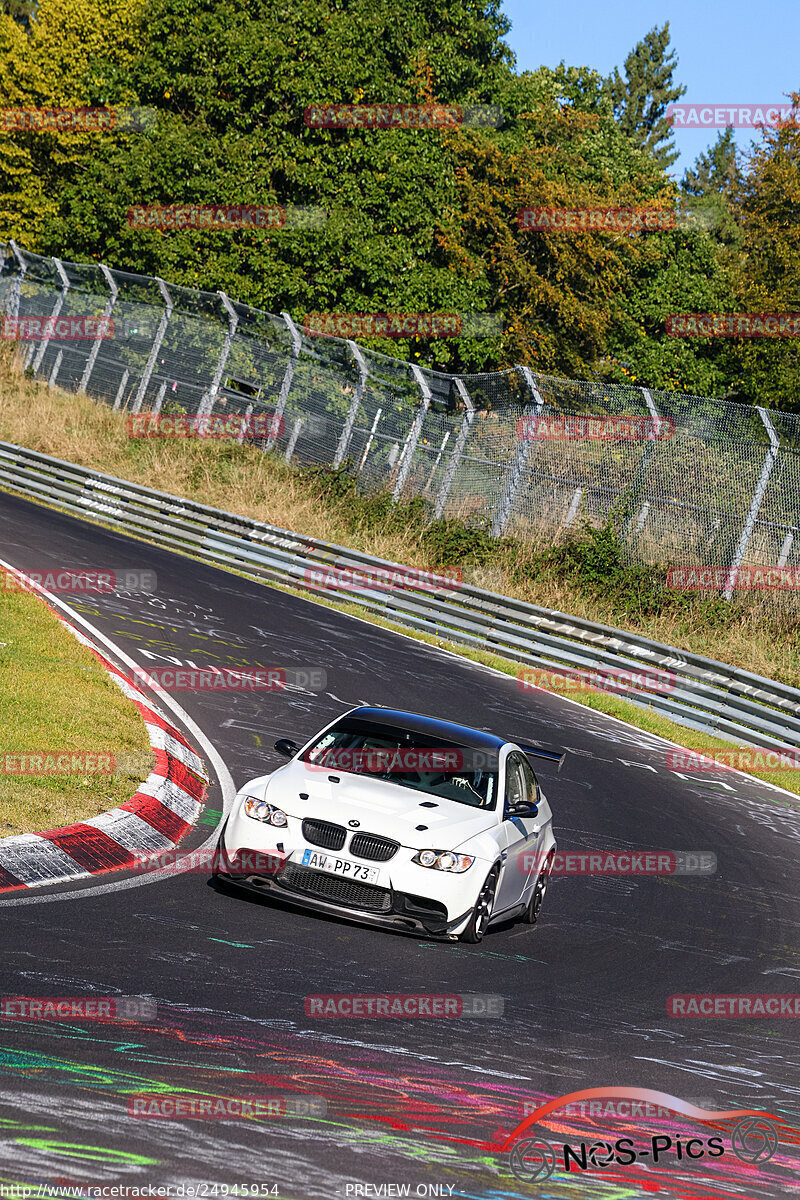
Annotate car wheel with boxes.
[521,851,553,925]
[459,866,499,944]
[211,818,229,880]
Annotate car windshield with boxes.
[302,717,498,809]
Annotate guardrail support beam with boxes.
[723,407,780,601]
[333,341,369,467]
[392,365,431,501]
[267,312,303,451]
[78,263,118,393]
[132,278,173,414]
[434,378,475,519]
[491,366,544,537]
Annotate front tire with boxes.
[459,866,499,944]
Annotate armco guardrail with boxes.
[2,438,800,754]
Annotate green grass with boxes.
[0,587,154,837]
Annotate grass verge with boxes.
[0,586,154,837]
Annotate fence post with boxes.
[358,407,383,472]
[78,263,118,393]
[491,365,544,537]
[284,417,304,462]
[132,278,173,414]
[434,378,475,519]
[48,349,63,390]
[7,240,26,320]
[28,256,70,374]
[778,530,794,568]
[197,291,238,427]
[113,368,130,411]
[564,487,583,527]
[267,311,302,450]
[623,387,662,536]
[723,407,780,600]
[392,364,431,501]
[333,341,369,467]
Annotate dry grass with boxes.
[0,585,154,837]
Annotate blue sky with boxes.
[500,0,799,180]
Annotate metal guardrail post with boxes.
[285,417,304,462]
[30,257,70,374]
[623,387,662,536]
[358,406,383,472]
[78,263,118,393]
[434,378,475,519]
[6,241,26,320]
[723,407,780,601]
[491,366,544,537]
[198,291,239,426]
[48,350,63,390]
[778,531,795,568]
[333,341,369,467]
[267,312,302,451]
[564,487,583,527]
[131,278,172,414]
[113,368,130,411]
[392,365,432,501]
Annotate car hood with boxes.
[245,761,498,849]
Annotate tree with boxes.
[0,0,37,32]
[726,96,800,412]
[682,128,741,197]
[609,24,685,169]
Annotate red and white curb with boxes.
[0,598,208,893]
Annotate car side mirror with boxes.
[507,800,539,819]
[274,738,301,758]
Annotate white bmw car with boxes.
[215,706,560,942]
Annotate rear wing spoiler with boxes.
[515,743,566,772]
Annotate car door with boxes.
[494,751,543,912]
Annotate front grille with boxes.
[349,832,399,862]
[281,864,392,913]
[302,818,346,851]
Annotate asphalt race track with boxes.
[1,490,799,1200]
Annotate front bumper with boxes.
[215,863,474,939]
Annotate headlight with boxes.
[413,849,474,873]
[243,796,288,827]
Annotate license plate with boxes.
[301,849,379,884]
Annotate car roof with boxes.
[345,706,507,752]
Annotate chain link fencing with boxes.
[2,240,800,619]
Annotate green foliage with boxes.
[608,23,685,169]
